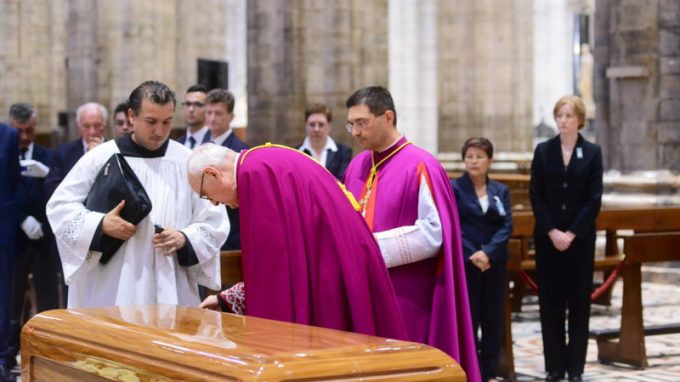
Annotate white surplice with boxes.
[46,139,229,308]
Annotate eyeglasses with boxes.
[182,101,205,108]
[344,111,386,133]
[199,172,210,200]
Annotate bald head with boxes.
[187,143,239,208]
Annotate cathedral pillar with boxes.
[246,0,389,147]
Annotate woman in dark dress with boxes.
[452,137,512,382]
[530,96,603,382]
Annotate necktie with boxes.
[20,147,28,160]
[189,136,196,149]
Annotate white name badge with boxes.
[576,147,583,159]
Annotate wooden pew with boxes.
[501,208,680,377]
[21,305,466,381]
[591,232,680,368]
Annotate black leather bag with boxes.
[84,153,152,264]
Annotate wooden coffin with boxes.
[21,305,465,381]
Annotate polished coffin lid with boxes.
[21,305,465,381]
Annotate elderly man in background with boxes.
[45,102,108,198]
[47,81,228,308]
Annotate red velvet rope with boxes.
[517,258,625,301]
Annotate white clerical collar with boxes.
[378,134,404,153]
[299,136,338,155]
[188,126,209,145]
[211,128,233,146]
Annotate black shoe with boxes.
[568,374,583,382]
[545,371,564,382]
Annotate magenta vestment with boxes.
[344,137,481,381]
[236,145,407,340]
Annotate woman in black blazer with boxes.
[298,103,352,179]
[452,137,512,382]
[530,96,603,382]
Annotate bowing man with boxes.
[47,81,228,308]
[188,143,407,341]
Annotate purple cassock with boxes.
[235,144,408,340]
[344,136,482,382]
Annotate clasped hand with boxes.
[548,229,575,252]
[469,250,491,272]
[152,227,186,255]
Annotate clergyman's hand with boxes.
[152,227,186,255]
[199,294,220,311]
[102,200,137,240]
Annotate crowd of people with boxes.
[0,79,602,382]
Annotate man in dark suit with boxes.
[6,103,61,376]
[0,122,21,381]
[204,89,247,250]
[176,84,211,149]
[297,103,352,180]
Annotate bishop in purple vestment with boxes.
[186,143,408,340]
[343,86,481,381]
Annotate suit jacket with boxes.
[529,133,603,239]
[0,123,20,245]
[451,173,513,263]
[45,138,85,199]
[212,131,248,250]
[301,142,352,180]
[16,144,55,245]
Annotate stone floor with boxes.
[511,276,680,381]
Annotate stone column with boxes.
[0,0,67,137]
[247,0,389,147]
[437,0,534,153]
[389,0,438,153]
[595,0,680,171]
[66,0,99,138]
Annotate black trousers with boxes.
[535,234,595,377]
[465,259,506,381]
[8,236,63,360]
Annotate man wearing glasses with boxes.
[176,84,210,149]
[47,81,228,309]
[342,86,481,382]
[185,143,408,341]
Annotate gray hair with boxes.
[76,102,108,125]
[187,143,235,177]
[9,103,37,123]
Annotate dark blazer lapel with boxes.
[460,173,484,216]
[566,134,586,176]
[202,130,212,144]
[326,149,337,170]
